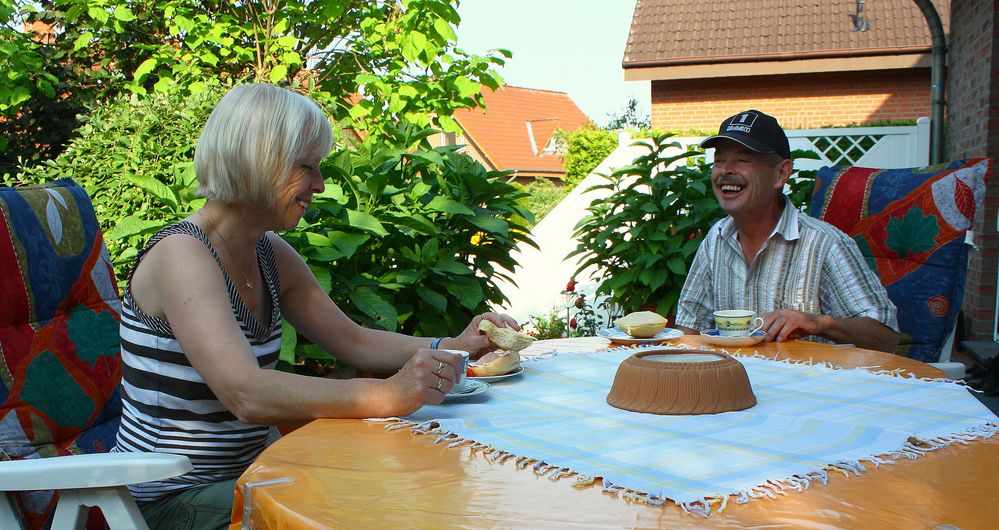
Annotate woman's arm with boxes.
[136,234,462,425]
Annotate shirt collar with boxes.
[717,195,800,242]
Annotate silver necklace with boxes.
[196,211,255,290]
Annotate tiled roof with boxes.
[453,86,591,176]
[624,0,950,68]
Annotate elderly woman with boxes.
[113,83,518,529]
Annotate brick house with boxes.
[428,85,591,184]
[948,0,998,347]
[624,0,998,344]
[623,0,949,131]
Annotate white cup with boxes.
[440,349,470,393]
[713,310,765,337]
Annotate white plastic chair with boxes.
[0,453,192,530]
[930,328,965,379]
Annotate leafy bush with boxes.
[9,85,226,282]
[787,148,820,208]
[525,308,566,340]
[570,134,722,317]
[283,122,537,339]
[557,124,618,188]
[516,177,568,226]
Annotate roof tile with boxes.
[624,0,950,67]
[453,86,591,175]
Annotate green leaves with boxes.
[284,122,535,337]
[571,133,722,316]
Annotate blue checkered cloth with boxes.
[402,348,997,514]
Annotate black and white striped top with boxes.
[112,221,282,502]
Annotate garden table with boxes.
[229,336,998,529]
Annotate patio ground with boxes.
[951,347,999,416]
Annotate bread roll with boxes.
[469,350,521,377]
[614,311,668,338]
[478,320,534,352]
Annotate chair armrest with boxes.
[928,362,966,379]
[0,453,192,491]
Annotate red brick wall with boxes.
[651,70,932,132]
[948,0,999,341]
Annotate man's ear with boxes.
[775,158,793,189]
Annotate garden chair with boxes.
[810,158,992,378]
[0,179,191,530]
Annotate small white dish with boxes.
[443,379,490,400]
[700,329,767,347]
[597,326,684,344]
[469,366,524,382]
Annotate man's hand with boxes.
[761,309,829,343]
[761,309,899,353]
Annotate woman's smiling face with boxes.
[710,139,790,220]
[273,156,325,231]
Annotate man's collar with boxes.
[773,197,800,241]
[718,196,800,241]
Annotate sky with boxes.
[455,0,649,127]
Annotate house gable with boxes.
[447,86,591,181]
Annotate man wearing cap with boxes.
[674,110,899,352]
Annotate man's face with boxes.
[710,139,790,219]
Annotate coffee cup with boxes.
[713,310,765,337]
[440,349,470,393]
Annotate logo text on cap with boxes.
[725,112,758,133]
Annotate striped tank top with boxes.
[112,221,282,502]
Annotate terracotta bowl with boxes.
[606,348,757,415]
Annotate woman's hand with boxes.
[382,348,465,415]
[441,312,521,359]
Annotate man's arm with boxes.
[761,309,899,352]
[761,226,900,352]
[674,238,714,334]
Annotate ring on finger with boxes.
[435,377,443,391]
[434,360,445,376]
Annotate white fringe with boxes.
[373,348,998,517]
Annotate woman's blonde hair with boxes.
[194,84,333,205]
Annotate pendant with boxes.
[245,279,254,290]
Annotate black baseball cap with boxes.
[700,110,791,159]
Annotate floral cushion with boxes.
[809,159,991,362]
[0,178,122,529]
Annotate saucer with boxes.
[469,366,524,382]
[597,326,684,344]
[443,379,490,401]
[700,329,767,347]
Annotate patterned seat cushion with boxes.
[1,178,122,529]
[809,159,991,362]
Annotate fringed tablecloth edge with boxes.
[373,415,997,517]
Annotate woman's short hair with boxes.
[195,84,333,205]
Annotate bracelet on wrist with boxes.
[430,337,443,349]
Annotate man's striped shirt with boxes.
[675,199,898,338]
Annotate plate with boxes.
[597,326,684,344]
[443,379,490,401]
[469,366,524,382]
[700,329,767,347]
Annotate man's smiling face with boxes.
[710,139,790,220]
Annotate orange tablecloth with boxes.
[230,337,998,529]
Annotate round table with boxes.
[230,337,997,529]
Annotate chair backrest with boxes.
[810,159,991,363]
[0,179,122,529]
